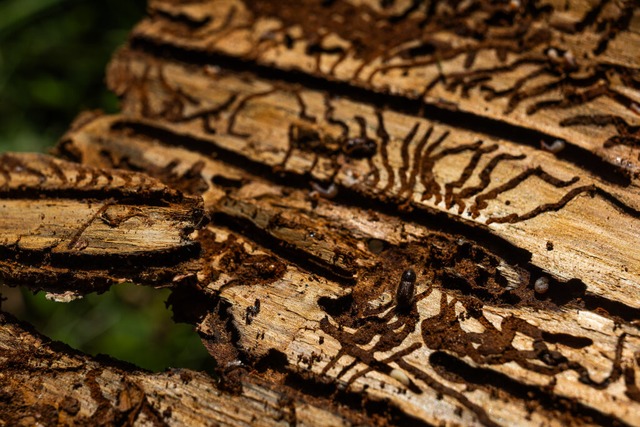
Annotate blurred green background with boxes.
[0,0,215,373]
[0,0,143,151]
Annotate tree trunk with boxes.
[2,1,640,426]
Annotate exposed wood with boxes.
[102,46,640,311]
[134,0,640,179]
[0,312,368,427]
[197,225,640,427]
[2,1,640,426]
[0,152,205,298]
[58,116,640,426]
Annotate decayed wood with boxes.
[2,1,640,426]
[197,225,640,427]
[134,0,640,179]
[58,117,640,426]
[101,46,640,312]
[0,312,369,427]
[0,152,205,298]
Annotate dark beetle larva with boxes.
[396,268,417,311]
[342,137,377,159]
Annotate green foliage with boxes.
[0,0,215,373]
[0,0,145,152]
[16,284,216,373]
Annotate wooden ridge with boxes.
[56,114,640,426]
[79,47,640,312]
[0,312,369,426]
[0,152,205,298]
[133,0,640,181]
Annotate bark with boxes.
[2,1,640,426]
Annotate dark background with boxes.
[0,0,214,372]
[0,0,144,151]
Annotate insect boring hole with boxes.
[531,276,587,305]
[0,282,215,373]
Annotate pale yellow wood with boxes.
[101,48,640,312]
[2,1,640,425]
[195,221,640,427]
[0,152,204,297]
[58,118,640,426]
[0,313,361,427]
[135,0,640,178]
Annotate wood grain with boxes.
[133,0,640,180]
[2,1,640,426]
[0,312,367,426]
[80,47,640,313]
[57,118,640,426]
[0,152,205,298]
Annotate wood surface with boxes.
[0,152,205,299]
[2,1,640,426]
[0,312,369,426]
